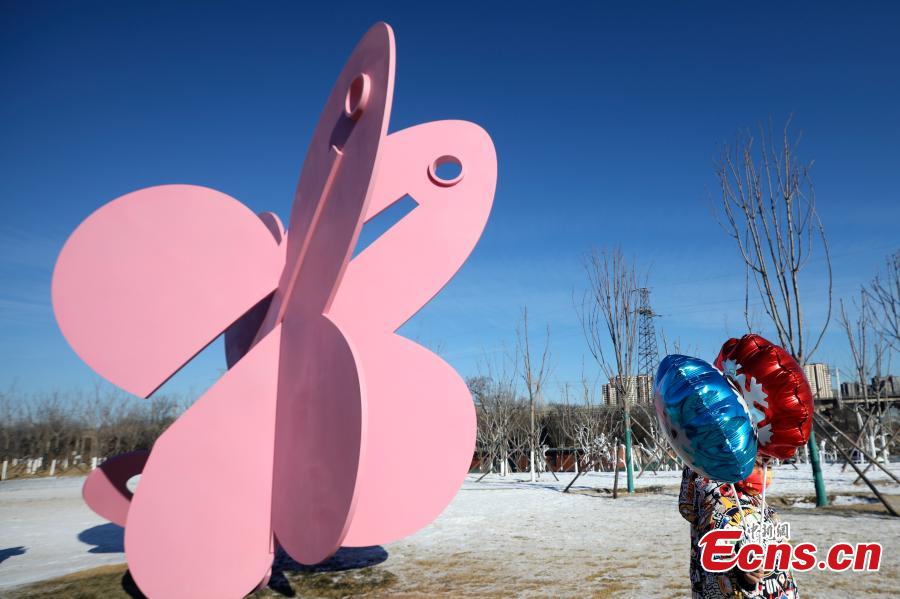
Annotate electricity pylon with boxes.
[637,287,659,385]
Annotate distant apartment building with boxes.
[842,375,900,398]
[841,381,866,398]
[872,375,900,397]
[803,363,833,399]
[602,374,653,406]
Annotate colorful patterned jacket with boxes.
[679,467,799,599]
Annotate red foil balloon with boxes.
[714,334,814,460]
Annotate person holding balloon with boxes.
[679,460,796,598]
[656,335,814,599]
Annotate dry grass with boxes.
[6,553,639,599]
[5,564,134,599]
[251,567,398,598]
[569,484,668,498]
[5,563,398,599]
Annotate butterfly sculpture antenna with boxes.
[275,145,345,324]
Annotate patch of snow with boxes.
[0,477,125,590]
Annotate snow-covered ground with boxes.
[0,476,126,591]
[471,460,900,497]
[1,464,898,597]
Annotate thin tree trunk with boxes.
[612,438,621,499]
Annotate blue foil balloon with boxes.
[654,354,757,482]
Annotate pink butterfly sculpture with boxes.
[52,22,496,599]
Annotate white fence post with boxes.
[49,459,57,477]
[1,460,7,481]
[91,457,98,470]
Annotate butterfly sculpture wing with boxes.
[79,209,285,532]
[330,120,496,545]
[81,450,149,527]
[267,22,395,565]
[224,212,285,368]
[126,326,282,599]
[52,185,284,398]
[51,185,287,597]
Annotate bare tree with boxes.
[715,117,833,507]
[839,291,893,467]
[469,354,519,479]
[865,250,900,350]
[658,328,698,359]
[869,331,892,461]
[516,307,552,482]
[839,293,872,409]
[556,374,623,492]
[577,247,639,493]
[716,118,833,364]
[507,405,532,475]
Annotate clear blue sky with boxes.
[2,1,898,401]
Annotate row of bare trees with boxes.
[0,383,183,476]
[470,370,678,479]
[831,252,899,509]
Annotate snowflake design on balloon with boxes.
[722,358,739,379]
[743,376,768,409]
[724,359,768,426]
[757,423,774,445]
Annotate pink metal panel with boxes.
[256,211,285,244]
[82,450,150,527]
[271,314,365,564]
[340,334,476,546]
[335,121,496,331]
[264,22,394,564]
[224,212,286,369]
[52,185,283,398]
[253,22,394,338]
[125,326,282,599]
[331,121,496,545]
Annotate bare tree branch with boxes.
[865,250,900,350]
[714,118,832,365]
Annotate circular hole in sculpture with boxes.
[428,155,464,187]
[344,73,371,120]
